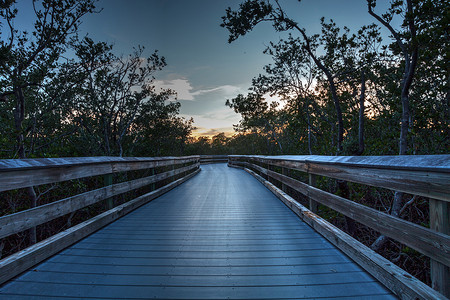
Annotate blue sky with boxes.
[13,0,395,137]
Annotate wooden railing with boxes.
[199,155,228,164]
[228,155,449,300]
[0,156,200,284]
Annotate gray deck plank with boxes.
[60,248,342,259]
[15,271,375,286]
[47,254,351,266]
[0,282,394,299]
[0,296,393,300]
[0,163,396,299]
[25,261,368,277]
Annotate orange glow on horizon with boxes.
[190,128,235,139]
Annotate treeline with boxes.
[210,0,448,157]
[0,0,193,160]
[1,1,447,160]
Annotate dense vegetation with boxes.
[0,0,193,160]
[1,0,446,158]
[0,0,448,289]
[215,0,448,157]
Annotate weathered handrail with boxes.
[229,155,450,201]
[228,154,450,300]
[199,155,228,164]
[0,156,198,192]
[0,155,200,284]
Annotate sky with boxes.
[13,0,396,138]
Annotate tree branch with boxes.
[367,1,408,59]
[399,195,417,216]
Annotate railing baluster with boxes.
[150,168,155,191]
[429,199,449,297]
[104,173,113,210]
[281,167,287,192]
[308,173,318,213]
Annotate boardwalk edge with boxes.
[0,168,201,286]
[236,165,446,300]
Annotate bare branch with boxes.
[399,195,417,216]
[35,184,58,204]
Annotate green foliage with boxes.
[0,0,98,158]
[0,2,195,159]
[219,0,448,156]
[221,0,273,43]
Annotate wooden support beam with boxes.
[281,167,287,192]
[104,173,113,210]
[309,173,318,213]
[150,168,155,191]
[430,199,450,297]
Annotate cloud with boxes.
[154,77,246,138]
[184,108,240,129]
[154,79,195,100]
[181,107,241,138]
[153,78,242,101]
[191,85,241,97]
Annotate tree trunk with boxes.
[328,76,344,155]
[338,180,356,235]
[372,75,410,249]
[306,48,343,154]
[399,73,411,155]
[368,0,418,252]
[103,117,111,155]
[118,143,123,157]
[287,22,344,155]
[372,191,404,251]
[358,70,366,155]
[13,87,25,159]
[307,114,312,155]
[14,86,38,245]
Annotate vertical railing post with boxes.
[150,167,155,191]
[172,160,176,182]
[308,173,318,213]
[429,199,449,297]
[104,173,113,210]
[281,166,287,192]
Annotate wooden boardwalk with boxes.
[0,164,395,299]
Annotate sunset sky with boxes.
[16,0,396,137]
